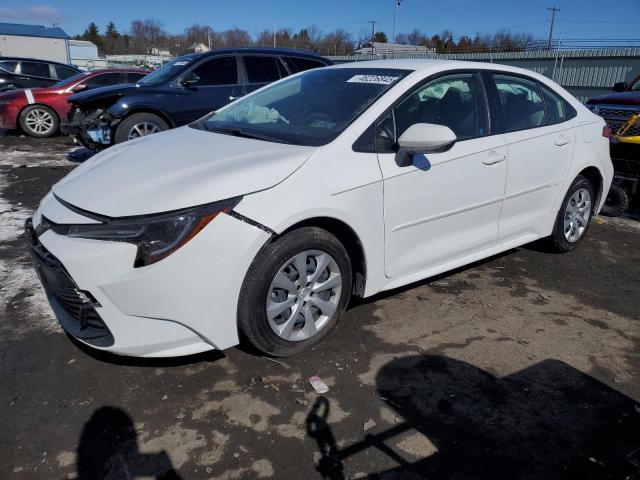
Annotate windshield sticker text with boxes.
[347,74,399,85]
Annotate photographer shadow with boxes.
[76,406,183,480]
[307,356,640,479]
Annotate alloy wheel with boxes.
[266,250,342,342]
[25,109,54,135]
[563,187,591,242]
[127,122,161,140]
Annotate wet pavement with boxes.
[1,134,639,479]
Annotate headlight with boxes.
[67,197,241,267]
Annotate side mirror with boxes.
[612,82,628,92]
[71,83,87,92]
[180,72,199,87]
[395,123,457,167]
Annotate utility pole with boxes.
[546,6,560,51]
[392,0,401,53]
[273,23,276,48]
[368,19,376,54]
[207,27,211,50]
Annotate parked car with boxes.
[27,60,612,358]
[0,57,81,91]
[62,48,332,150]
[0,69,148,137]
[585,75,640,216]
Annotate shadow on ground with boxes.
[307,355,640,480]
[77,407,183,479]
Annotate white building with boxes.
[68,39,105,70]
[188,42,209,53]
[0,23,71,63]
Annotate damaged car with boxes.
[61,48,331,150]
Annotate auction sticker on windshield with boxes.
[347,74,399,85]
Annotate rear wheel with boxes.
[19,105,59,138]
[601,184,629,217]
[549,175,594,252]
[238,227,352,357]
[114,112,169,144]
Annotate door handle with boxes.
[555,134,572,146]
[482,151,506,165]
[229,94,243,101]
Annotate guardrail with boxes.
[330,48,640,103]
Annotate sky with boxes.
[0,0,639,43]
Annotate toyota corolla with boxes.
[26,60,613,358]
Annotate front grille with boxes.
[590,105,640,138]
[25,219,114,347]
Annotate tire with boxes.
[114,112,169,144]
[600,184,629,217]
[549,175,595,253]
[238,227,352,357]
[19,105,59,138]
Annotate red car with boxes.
[0,69,148,138]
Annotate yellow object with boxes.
[614,111,640,145]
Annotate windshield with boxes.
[137,56,197,85]
[51,73,86,89]
[197,68,411,146]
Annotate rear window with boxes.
[55,65,79,79]
[85,73,122,86]
[493,73,547,132]
[284,57,326,73]
[244,56,284,84]
[541,85,566,125]
[21,61,51,78]
[0,60,17,73]
[126,72,147,83]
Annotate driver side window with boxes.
[375,73,489,152]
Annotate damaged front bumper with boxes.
[61,106,120,150]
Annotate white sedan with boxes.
[27,60,613,357]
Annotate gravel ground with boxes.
[1,133,639,480]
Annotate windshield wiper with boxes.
[205,126,289,144]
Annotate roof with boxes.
[329,58,456,70]
[69,40,97,48]
[193,47,330,62]
[0,23,69,40]
[0,56,81,68]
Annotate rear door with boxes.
[488,72,576,242]
[240,55,287,95]
[173,55,244,124]
[18,61,55,88]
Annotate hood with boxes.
[53,126,315,217]
[586,91,640,106]
[68,83,137,105]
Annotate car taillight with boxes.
[602,125,611,138]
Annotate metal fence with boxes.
[330,48,640,103]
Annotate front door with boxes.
[174,55,245,125]
[378,72,507,278]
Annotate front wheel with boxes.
[238,227,352,357]
[549,175,595,252]
[19,105,59,138]
[114,112,169,144]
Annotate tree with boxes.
[105,21,119,38]
[372,31,388,43]
[80,22,102,52]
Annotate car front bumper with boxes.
[61,107,116,150]
[27,196,271,357]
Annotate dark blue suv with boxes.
[62,48,331,149]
